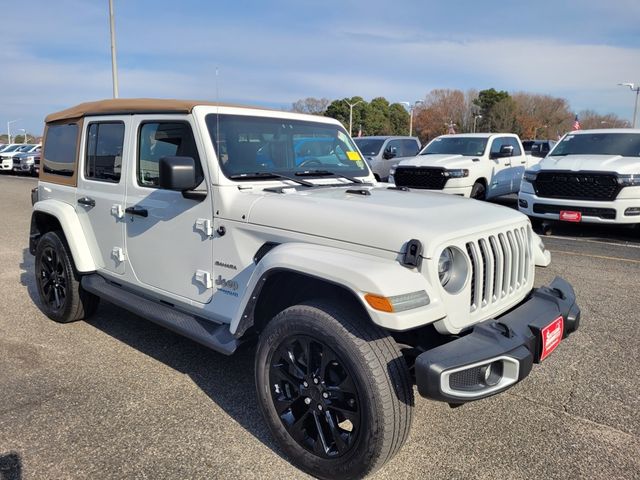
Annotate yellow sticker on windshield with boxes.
[346,151,362,161]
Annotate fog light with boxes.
[624,207,640,216]
[518,198,528,208]
[480,361,503,387]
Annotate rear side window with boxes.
[401,139,420,157]
[43,123,78,176]
[85,122,125,183]
[137,122,203,188]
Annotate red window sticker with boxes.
[540,315,564,361]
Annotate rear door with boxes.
[123,116,214,304]
[76,118,128,275]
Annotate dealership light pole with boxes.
[344,99,363,136]
[618,82,639,128]
[18,129,27,143]
[401,100,424,136]
[472,114,482,133]
[109,0,119,98]
[7,120,20,144]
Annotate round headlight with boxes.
[438,248,454,286]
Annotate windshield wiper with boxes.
[228,172,315,187]
[294,169,363,184]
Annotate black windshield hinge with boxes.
[402,239,423,268]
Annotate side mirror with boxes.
[383,147,397,160]
[491,145,514,159]
[159,156,199,191]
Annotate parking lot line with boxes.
[547,249,640,264]
[543,235,640,249]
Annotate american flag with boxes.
[573,115,581,131]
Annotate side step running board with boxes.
[81,274,238,355]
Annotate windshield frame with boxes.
[205,113,372,182]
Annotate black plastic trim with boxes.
[414,276,580,404]
[233,267,368,339]
[402,239,423,268]
[81,274,238,355]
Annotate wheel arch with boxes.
[30,200,96,272]
[230,242,434,338]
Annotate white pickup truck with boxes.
[518,129,640,225]
[390,133,534,200]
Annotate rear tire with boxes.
[34,231,99,323]
[470,181,486,200]
[255,300,413,479]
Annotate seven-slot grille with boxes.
[465,226,532,312]
[394,167,448,190]
[532,171,620,201]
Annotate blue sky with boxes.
[2,0,640,134]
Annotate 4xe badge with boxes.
[540,316,564,361]
[559,210,582,222]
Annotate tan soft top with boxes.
[45,98,272,123]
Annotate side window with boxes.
[401,139,420,157]
[85,122,125,183]
[490,137,507,156]
[137,122,203,188]
[43,123,78,176]
[508,137,522,155]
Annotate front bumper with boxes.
[415,276,580,404]
[519,190,640,224]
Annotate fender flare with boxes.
[32,200,96,272]
[230,242,438,336]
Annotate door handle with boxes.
[125,206,148,217]
[77,197,95,207]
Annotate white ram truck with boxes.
[30,99,579,480]
[390,133,534,200]
[518,129,640,225]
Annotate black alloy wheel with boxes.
[255,300,414,480]
[34,231,98,323]
[269,335,361,458]
[39,245,68,312]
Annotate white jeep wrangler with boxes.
[390,133,533,200]
[30,99,580,480]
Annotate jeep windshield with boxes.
[420,137,488,156]
[550,132,640,157]
[206,114,369,180]
[354,138,384,156]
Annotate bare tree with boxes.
[291,97,331,115]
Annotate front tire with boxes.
[470,181,486,200]
[34,231,99,323]
[255,300,413,479]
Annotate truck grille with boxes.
[394,167,448,190]
[466,226,532,312]
[533,171,620,201]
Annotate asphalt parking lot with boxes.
[1,174,639,480]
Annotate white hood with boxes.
[538,154,640,174]
[247,185,528,258]
[397,154,478,169]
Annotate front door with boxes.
[124,117,214,304]
[487,136,515,197]
[76,118,129,275]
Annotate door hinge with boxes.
[111,204,124,219]
[195,270,213,289]
[195,218,214,237]
[111,247,126,263]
